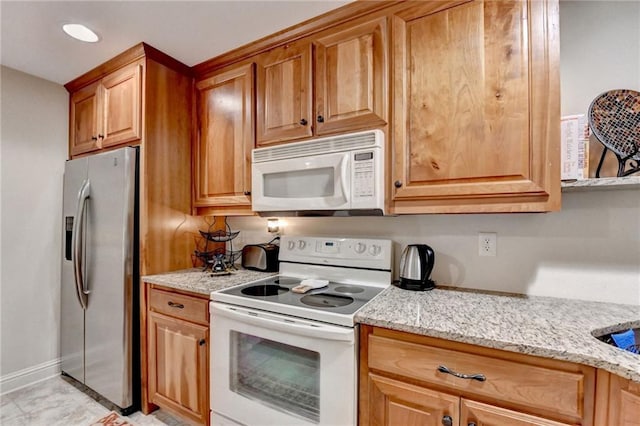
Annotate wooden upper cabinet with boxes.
[100,63,142,148]
[391,0,560,213]
[255,17,388,147]
[70,81,101,156]
[69,60,143,157]
[315,17,387,136]
[256,42,313,145]
[194,63,254,208]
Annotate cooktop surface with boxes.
[212,275,385,325]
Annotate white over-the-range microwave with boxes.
[251,129,385,216]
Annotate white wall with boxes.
[229,2,640,306]
[0,66,68,392]
[230,188,640,305]
[560,1,640,115]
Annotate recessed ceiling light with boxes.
[62,24,99,43]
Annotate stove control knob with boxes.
[369,245,381,256]
[287,240,296,250]
[298,240,307,250]
[354,242,367,254]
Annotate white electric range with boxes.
[210,235,392,426]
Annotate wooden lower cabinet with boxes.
[461,399,572,426]
[595,370,640,426]
[145,285,209,425]
[359,326,596,426]
[368,373,458,426]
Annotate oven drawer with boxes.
[367,333,590,420]
[148,287,208,325]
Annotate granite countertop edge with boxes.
[142,268,278,296]
[355,287,640,383]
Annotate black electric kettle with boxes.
[397,244,435,291]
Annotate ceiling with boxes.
[0,0,351,85]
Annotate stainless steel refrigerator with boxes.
[60,146,139,414]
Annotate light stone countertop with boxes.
[355,286,640,383]
[142,268,278,296]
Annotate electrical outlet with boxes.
[478,232,497,257]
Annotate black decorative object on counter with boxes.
[194,217,241,275]
[588,89,640,177]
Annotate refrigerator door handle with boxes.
[73,179,91,309]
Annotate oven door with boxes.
[251,151,351,212]
[210,302,357,426]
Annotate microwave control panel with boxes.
[353,151,375,198]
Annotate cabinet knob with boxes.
[199,339,206,346]
[98,134,104,139]
[442,415,453,426]
[299,118,308,126]
[468,423,477,426]
[167,301,184,309]
[91,136,98,141]
[394,180,403,188]
[317,115,325,123]
[244,191,251,196]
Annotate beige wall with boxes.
[0,66,68,391]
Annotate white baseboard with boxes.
[0,358,60,395]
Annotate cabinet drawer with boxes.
[148,287,209,325]
[368,334,588,420]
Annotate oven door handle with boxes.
[212,303,355,343]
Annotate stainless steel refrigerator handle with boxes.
[73,179,91,309]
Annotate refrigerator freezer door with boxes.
[84,147,136,408]
[61,156,89,383]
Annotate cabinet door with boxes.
[461,399,573,426]
[256,42,313,145]
[315,17,387,135]
[366,373,459,426]
[100,61,142,148]
[148,311,208,425]
[70,80,101,156]
[606,374,640,426]
[194,63,254,207]
[391,0,560,213]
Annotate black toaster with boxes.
[241,243,279,272]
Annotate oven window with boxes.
[263,167,334,198]
[230,331,320,423]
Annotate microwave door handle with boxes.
[213,304,354,342]
[339,154,350,202]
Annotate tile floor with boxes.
[0,376,189,425]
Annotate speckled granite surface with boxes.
[356,286,640,382]
[142,268,278,296]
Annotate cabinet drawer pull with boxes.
[167,301,185,309]
[437,365,486,382]
[441,415,453,426]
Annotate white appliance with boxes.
[251,129,385,216]
[210,236,392,426]
[60,147,139,414]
